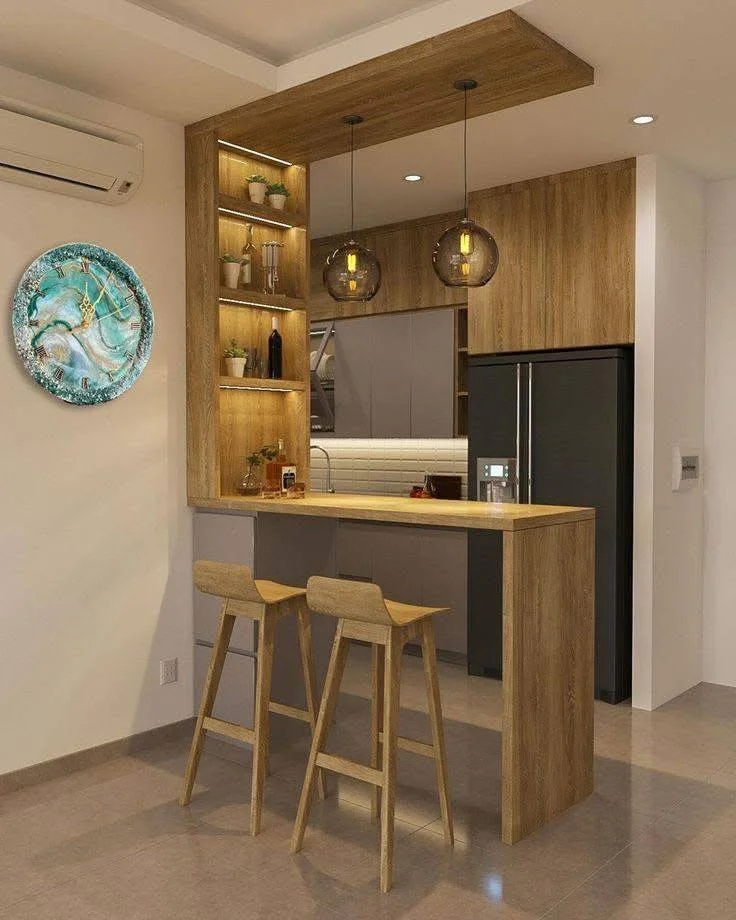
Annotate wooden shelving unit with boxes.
[455,307,469,437]
[186,135,310,502]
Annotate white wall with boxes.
[702,179,736,686]
[0,66,192,775]
[633,155,706,710]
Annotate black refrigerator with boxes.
[468,347,634,704]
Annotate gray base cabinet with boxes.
[336,520,467,655]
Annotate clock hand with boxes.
[90,270,114,311]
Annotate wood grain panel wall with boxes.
[468,159,635,355]
[310,212,467,321]
[186,130,220,500]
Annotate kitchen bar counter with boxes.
[193,491,595,846]
[190,492,594,531]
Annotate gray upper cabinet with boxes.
[328,307,456,439]
[334,315,373,437]
[371,313,411,438]
[410,309,455,438]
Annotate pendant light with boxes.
[432,80,499,288]
[323,115,381,302]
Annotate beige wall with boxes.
[703,179,736,686]
[633,154,706,710]
[0,66,192,774]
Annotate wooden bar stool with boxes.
[180,560,326,836]
[291,577,454,892]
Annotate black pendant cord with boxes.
[463,86,468,219]
[350,120,355,235]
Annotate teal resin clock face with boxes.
[12,243,154,405]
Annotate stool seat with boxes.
[254,579,306,605]
[384,598,450,626]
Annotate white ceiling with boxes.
[310,0,736,235]
[2,0,736,234]
[132,0,439,64]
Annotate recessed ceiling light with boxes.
[631,114,657,125]
[403,174,423,182]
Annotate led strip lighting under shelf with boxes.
[218,206,298,230]
[218,296,294,311]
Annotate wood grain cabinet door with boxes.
[544,160,635,348]
[468,180,546,355]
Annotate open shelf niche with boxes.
[455,307,469,437]
[185,132,311,502]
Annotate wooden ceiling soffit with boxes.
[186,11,593,164]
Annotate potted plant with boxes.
[241,444,278,495]
[221,253,242,289]
[247,174,269,204]
[224,339,247,377]
[267,182,290,210]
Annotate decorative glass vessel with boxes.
[432,217,499,287]
[323,240,382,302]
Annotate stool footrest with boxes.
[379,732,435,759]
[316,753,384,787]
[203,716,255,745]
[269,701,312,723]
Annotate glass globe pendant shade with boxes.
[432,217,499,288]
[323,239,382,302]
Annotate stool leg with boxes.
[370,643,385,823]
[250,612,276,836]
[180,605,235,807]
[380,627,403,893]
[421,618,454,846]
[296,606,328,801]
[291,621,350,853]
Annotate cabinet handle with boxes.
[528,363,533,503]
[515,363,521,503]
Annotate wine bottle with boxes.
[268,316,283,379]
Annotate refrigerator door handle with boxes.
[528,362,533,503]
[515,363,521,502]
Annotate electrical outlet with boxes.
[160,658,178,685]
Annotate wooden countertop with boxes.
[190,492,594,531]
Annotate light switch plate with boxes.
[160,658,178,685]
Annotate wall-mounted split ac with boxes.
[0,98,143,205]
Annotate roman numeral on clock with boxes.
[35,345,48,358]
[80,258,90,273]
[125,291,135,304]
[125,349,136,360]
[81,377,89,391]
[130,320,141,330]
[53,263,65,278]
[29,319,39,328]
[52,367,63,382]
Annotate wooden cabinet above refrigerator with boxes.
[468,159,635,355]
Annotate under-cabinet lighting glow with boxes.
[220,384,295,392]
[403,174,423,182]
[218,140,293,167]
[219,297,293,311]
[218,206,295,229]
[631,114,656,125]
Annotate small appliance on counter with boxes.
[410,474,462,500]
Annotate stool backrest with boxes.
[307,576,392,625]
[194,560,263,604]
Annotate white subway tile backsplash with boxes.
[310,438,468,497]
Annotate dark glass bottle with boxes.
[267,316,283,379]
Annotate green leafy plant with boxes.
[267,182,290,197]
[247,174,269,185]
[243,443,279,491]
[220,253,241,263]
[223,339,246,358]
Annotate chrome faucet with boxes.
[310,444,335,493]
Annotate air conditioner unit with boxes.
[0,98,143,205]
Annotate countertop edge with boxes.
[188,495,595,531]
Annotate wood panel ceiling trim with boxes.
[186,11,593,164]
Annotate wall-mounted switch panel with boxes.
[160,658,178,685]
[672,447,701,492]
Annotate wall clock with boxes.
[12,242,153,405]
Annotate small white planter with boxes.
[225,356,246,377]
[223,261,241,289]
[248,182,268,204]
[268,193,287,211]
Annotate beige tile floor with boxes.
[2,645,736,919]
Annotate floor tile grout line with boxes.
[537,841,635,919]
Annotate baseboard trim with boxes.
[0,717,195,797]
